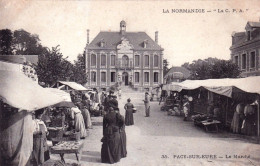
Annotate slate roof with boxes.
[248,21,260,28]
[232,31,247,46]
[87,31,163,51]
[231,21,260,48]
[164,66,191,79]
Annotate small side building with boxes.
[0,55,38,81]
[164,66,190,84]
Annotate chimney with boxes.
[155,31,158,44]
[87,29,90,45]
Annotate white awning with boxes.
[164,76,260,97]
[0,71,65,111]
[45,88,72,102]
[58,81,88,91]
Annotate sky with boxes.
[0,0,260,66]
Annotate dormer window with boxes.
[100,39,105,47]
[143,40,148,48]
[247,31,251,41]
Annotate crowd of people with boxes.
[29,89,96,165]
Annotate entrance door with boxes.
[122,72,129,86]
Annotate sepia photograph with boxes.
[0,0,260,165]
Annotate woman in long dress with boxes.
[71,107,87,138]
[117,112,127,158]
[231,103,244,133]
[124,98,134,126]
[81,95,92,129]
[32,109,50,165]
[241,104,256,136]
[101,107,123,164]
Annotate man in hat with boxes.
[108,94,119,111]
[104,91,113,112]
[143,92,150,117]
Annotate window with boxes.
[234,56,239,66]
[91,71,96,82]
[154,72,159,82]
[154,55,159,67]
[144,72,149,82]
[242,54,246,70]
[135,55,140,67]
[101,72,106,82]
[111,72,116,82]
[101,54,106,66]
[135,72,139,83]
[250,52,256,68]
[91,54,96,66]
[144,55,149,67]
[122,55,129,67]
[111,55,115,66]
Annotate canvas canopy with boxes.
[46,88,72,102]
[163,76,260,98]
[0,71,65,111]
[57,81,88,91]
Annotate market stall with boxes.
[163,76,260,137]
[0,71,65,166]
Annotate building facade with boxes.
[230,20,260,77]
[85,20,164,91]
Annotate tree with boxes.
[36,45,74,86]
[70,54,87,84]
[0,29,46,55]
[0,28,88,86]
[182,58,240,80]
[0,29,13,55]
[210,60,241,78]
[163,59,170,76]
[12,29,44,55]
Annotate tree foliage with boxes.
[35,46,72,86]
[0,29,88,86]
[71,54,87,85]
[13,29,45,55]
[181,58,240,80]
[0,29,46,55]
[0,29,13,55]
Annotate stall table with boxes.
[50,140,84,163]
[200,120,221,132]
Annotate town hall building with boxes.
[85,20,164,91]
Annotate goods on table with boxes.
[167,107,181,116]
[191,114,208,126]
[51,141,81,151]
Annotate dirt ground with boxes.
[50,91,260,166]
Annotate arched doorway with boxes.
[122,72,129,86]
